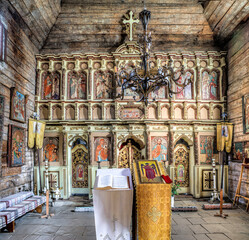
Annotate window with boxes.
[0,21,7,62]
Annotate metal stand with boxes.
[41,154,54,218]
[41,190,54,219]
[97,161,101,169]
[214,151,228,218]
[209,158,219,203]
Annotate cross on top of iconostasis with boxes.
[123,11,139,42]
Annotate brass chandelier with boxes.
[116,5,192,106]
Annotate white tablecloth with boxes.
[93,169,133,240]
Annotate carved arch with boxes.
[117,134,145,149]
[174,134,193,147]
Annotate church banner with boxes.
[28,119,46,149]
[216,123,233,153]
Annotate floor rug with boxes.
[74,206,94,212]
[172,206,198,212]
[202,203,235,210]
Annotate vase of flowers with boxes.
[171,184,180,207]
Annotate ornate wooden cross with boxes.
[123,11,139,41]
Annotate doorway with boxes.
[71,138,88,194]
[174,139,190,193]
[118,139,141,169]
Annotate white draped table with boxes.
[93,168,133,240]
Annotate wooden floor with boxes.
[0,196,249,240]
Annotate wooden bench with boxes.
[0,192,46,232]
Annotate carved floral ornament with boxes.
[68,134,88,147]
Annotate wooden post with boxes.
[215,151,228,218]
[6,221,15,232]
[41,190,54,219]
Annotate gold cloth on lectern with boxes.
[133,162,171,240]
[216,123,233,153]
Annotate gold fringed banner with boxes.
[36,120,46,149]
[216,123,233,153]
[28,118,36,149]
[28,119,46,149]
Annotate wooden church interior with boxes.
[0,0,248,237]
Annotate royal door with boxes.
[174,142,190,193]
[118,139,141,169]
[71,141,88,194]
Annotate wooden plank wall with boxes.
[204,0,249,41]
[227,20,249,201]
[0,0,38,197]
[41,0,216,54]
[9,0,61,50]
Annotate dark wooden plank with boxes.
[214,0,248,35]
[55,13,207,25]
[49,23,212,35]
[9,0,45,46]
[221,2,249,39]
[208,0,235,31]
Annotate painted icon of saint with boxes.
[12,132,23,165]
[202,71,210,99]
[152,138,167,161]
[44,75,52,99]
[77,165,84,180]
[209,71,218,100]
[95,138,109,162]
[44,139,58,162]
[141,163,157,180]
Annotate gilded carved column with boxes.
[75,102,79,120]
[197,102,200,120]
[61,60,67,101]
[183,102,187,120]
[196,57,201,101]
[88,128,92,166]
[36,69,41,99]
[170,102,174,120]
[169,125,174,165]
[88,102,92,120]
[62,102,65,121]
[63,132,68,166]
[112,130,117,167]
[209,102,213,120]
[194,126,199,165]
[49,102,52,121]
[102,103,105,120]
[157,102,161,120]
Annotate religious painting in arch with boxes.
[151,136,168,162]
[10,88,26,123]
[118,61,138,98]
[68,71,87,99]
[8,125,25,167]
[201,70,220,100]
[149,86,167,100]
[42,71,60,100]
[199,135,218,164]
[94,71,113,99]
[233,142,243,161]
[175,70,194,99]
[43,137,59,162]
[0,95,4,159]
[242,94,249,134]
[174,140,189,187]
[71,138,88,188]
[118,138,141,169]
[94,137,112,163]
